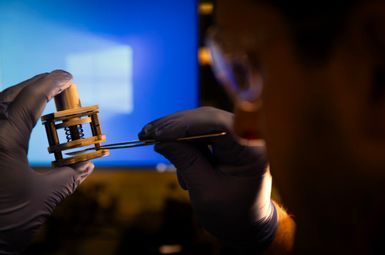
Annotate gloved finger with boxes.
[7,70,72,143]
[0,74,48,119]
[139,107,233,141]
[175,167,188,190]
[211,137,267,167]
[40,161,94,213]
[0,73,48,103]
[139,110,191,139]
[155,142,215,190]
[139,115,185,140]
[140,108,265,166]
[70,161,95,185]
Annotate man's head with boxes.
[251,0,360,64]
[214,0,385,252]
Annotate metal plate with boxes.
[41,105,99,122]
[55,117,92,129]
[48,135,106,153]
[52,149,110,167]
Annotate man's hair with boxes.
[257,0,360,65]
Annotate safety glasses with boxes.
[206,27,264,109]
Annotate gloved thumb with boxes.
[40,161,94,213]
[155,142,215,190]
[8,70,73,146]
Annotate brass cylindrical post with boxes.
[44,121,63,160]
[54,83,82,111]
[55,84,83,142]
[90,113,102,150]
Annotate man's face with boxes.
[215,0,327,206]
[215,0,385,228]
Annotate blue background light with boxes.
[0,0,198,167]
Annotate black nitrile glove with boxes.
[139,107,277,252]
[0,71,94,254]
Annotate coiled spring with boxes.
[65,125,85,142]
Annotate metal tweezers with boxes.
[66,132,227,155]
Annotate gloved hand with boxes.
[139,107,277,251]
[0,71,94,254]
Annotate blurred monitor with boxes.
[0,0,198,167]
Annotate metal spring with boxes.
[79,125,85,138]
[65,125,85,142]
[65,127,71,141]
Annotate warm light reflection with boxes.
[199,3,214,15]
[199,47,212,65]
[159,244,183,254]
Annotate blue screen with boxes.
[0,0,198,167]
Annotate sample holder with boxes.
[41,83,109,167]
